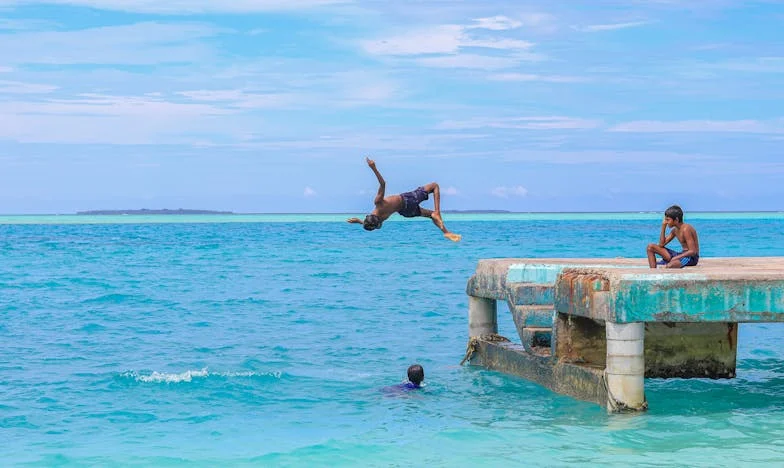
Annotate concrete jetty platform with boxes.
[463,257,784,412]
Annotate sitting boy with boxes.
[646,205,700,269]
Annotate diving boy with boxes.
[347,158,461,242]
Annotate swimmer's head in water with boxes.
[407,364,424,386]
[363,214,381,231]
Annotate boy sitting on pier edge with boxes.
[646,205,700,269]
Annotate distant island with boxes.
[76,209,233,215]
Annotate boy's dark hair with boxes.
[665,205,684,223]
[407,364,424,385]
[363,214,381,231]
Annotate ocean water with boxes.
[2,214,784,466]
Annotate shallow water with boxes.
[2,215,784,466]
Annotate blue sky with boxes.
[0,0,782,214]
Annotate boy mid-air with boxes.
[347,158,461,242]
[646,205,700,269]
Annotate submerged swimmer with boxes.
[347,157,461,242]
[382,364,425,394]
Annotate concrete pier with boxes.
[605,322,645,411]
[468,296,497,337]
[464,257,784,412]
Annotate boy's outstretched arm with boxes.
[366,157,385,204]
[346,217,362,224]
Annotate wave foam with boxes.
[121,368,282,383]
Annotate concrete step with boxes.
[521,327,552,355]
[510,304,555,331]
[508,283,554,306]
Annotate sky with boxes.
[0,0,783,214]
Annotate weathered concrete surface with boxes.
[520,327,552,355]
[552,315,738,378]
[469,296,497,338]
[469,338,607,407]
[468,257,784,323]
[554,313,607,366]
[467,258,644,298]
[509,304,554,329]
[552,258,784,323]
[466,259,529,299]
[605,322,646,411]
[508,283,554,306]
[644,322,737,378]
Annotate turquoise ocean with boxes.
[2,213,784,466]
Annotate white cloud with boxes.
[491,185,528,198]
[488,73,589,83]
[517,13,557,29]
[707,57,784,73]
[468,16,522,31]
[608,119,784,134]
[362,25,533,56]
[178,90,253,101]
[344,82,400,103]
[177,68,404,109]
[468,13,555,32]
[7,93,234,116]
[359,17,535,71]
[361,25,464,56]
[177,89,295,109]
[576,21,651,32]
[303,186,317,197]
[439,116,602,130]
[461,37,534,51]
[0,22,217,65]
[0,0,348,14]
[0,18,57,30]
[416,54,524,70]
[232,131,489,152]
[0,93,252,144]
[0,80,57,94]
[0,67,12,73]
[443,186,459,196]
[499,150,714,165]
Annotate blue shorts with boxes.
[380,382,422,395]
[398,187,429,218]
[658,247,699,267]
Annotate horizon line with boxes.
[3,210,784,216]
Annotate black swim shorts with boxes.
[397,187,429,217]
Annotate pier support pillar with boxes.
[605,322,646,412]
[469,296,497,337]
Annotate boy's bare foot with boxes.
[444,232,461,242]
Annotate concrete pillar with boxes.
[468,296,497,337]
[605,322,646,412]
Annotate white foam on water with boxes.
[137,368,209,383]
[122,368,282,383]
